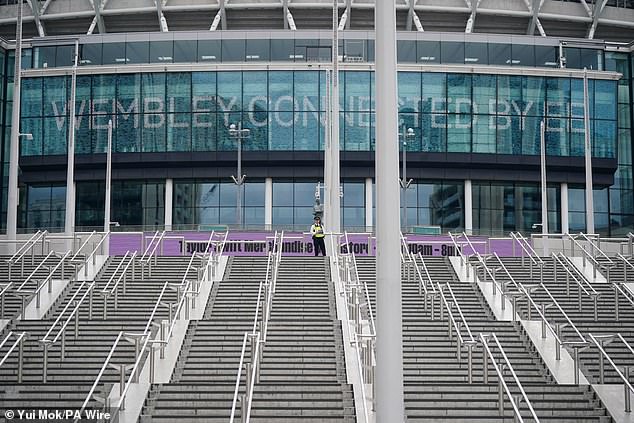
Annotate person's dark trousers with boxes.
[313,237,326,256]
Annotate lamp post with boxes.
[583,68,594,234]
[399,126,414,233]
[539,120,549,256]
[103,120,113,255]
[6,0,24,250]
[229,123,250,228]
[64,40,80,248]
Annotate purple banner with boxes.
[109,232,523,257]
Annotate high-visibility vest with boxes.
[312,224,325,238]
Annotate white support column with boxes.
[265,177,273,230]
[464,180,473,235]
[164,178,173,231]
[365,177,373,232]
[583,69,595,234]
[561,182,569,234]
[65,40,79,247]
[375,0,404,419]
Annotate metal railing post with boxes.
[541,304,547,339]
[625,366,631,413]
[467,343,474,384]
[60,329,66,361]
[615,284,620,321]
[160,321,166,359]
[42,343,49,383]
[240,394,247,423]
[74,301,79,339]
[574,346,580,385]
[18,336,24,384]
[555,324,561,361]
[119,363,126,410]
[598,340,605,384]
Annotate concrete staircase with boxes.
[142,256,266,422]
[356,255,612,422]
[499,256,634,386]
[0,255,194,419]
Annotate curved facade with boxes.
[0,4,631,236]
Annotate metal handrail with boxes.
[69,231,97,262]
[19,250,72,294]
[100,251,131,293]
[588,333,634,412]
[0,331,27,367]
[142,282,170,335]
[565,233,604,270]
[492,253,522,292]
[448,232,470,277]
[617,253,634,271]
[577,233,615,266]
[553,253,598,297]
[519,283,586,344]
[511,232,543,265]
[15,250,56,291]
[229,332,249,423]
[105,253,136,298]
[79,331,124,415]
[80,232,111,277]
[437,282,475,344]
[114,331,154,412]
[8,230,47,264]
[480,333,541,422]
[41,281,95,344]
[140,231,160,261]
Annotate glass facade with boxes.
[401,180,465,232]
[19,71,617,158]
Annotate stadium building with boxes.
[0,0,630,235]
[0,2,633,423]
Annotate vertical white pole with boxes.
[265,177,273,230]
[583,68,595,234]
[329,0,341,234]
[7,1,23,249]
[540,120,549,255]
[164,178,173,231]
[464,180,473,235]
[561,182,569,234]
[324,69,332,229]
[65,40,79,245]
[104,120,112,255]
[365,177,373,232]
[375,0,404,419]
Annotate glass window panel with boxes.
[496,115,522,154]
[76,75,91,116]
[546,77,570,118]
[522,116,541,155]
[522,77,545,116]
[117,73,141,115]
[192,113,215,151]
[294,111,320,151]
[447,116,471,152]
[174,39,197,63]
[472,74,496,115]
[221,39,245,62]
[421,114,446,152]
[269,71,293,110]
[246,39,270,61]
[142,113,166,152]
[167,72,192,113]
[398,72,421,113]
[219,183,237,207]
[35,46,56,68]
[594,80,616,120]
[417,41,440,64]
[580,49,602,70]
[126,42,149,64]
[142,73,166,112]
[43,116,66,155]
[343,207,365,228]
[447,74,471,114]
[535,46,557,67]
[20,117,42,156]
[217,72,242,112]
[243,71,268,112]
[570,118,585,156]
[217,112,242,150]
[489,43,511,66]
[166,113,191,151]
[512,44,534,67]
[344,112,371,151]
[422,73,446,113]
[197,40,221,62]
[21,77,42,118]
[80,43,102,66]
[343,182,364,207]
[244,182,265,207]
[56,45,74,67]
[570,79,587,119]
[593,119,616,158]
[244,207,264,225]
[243,111,267,151]
[294,71,320,111]
[192,72,216,113]
[271,39,294,61]
[545,118,569,156]
[399,113,421,151]
[441,42,464,64]
[269,111,293,150]
[75,114,92,154]
[115,113,140,152]
[294,182,315,206]
[272,207,293,225]
[472,115,495,153]
[43,77,67,116]
[150,41,174,63]
[273,182,293,206]
[344,71,371,112]
[464,43,487,64]
[497,76,522,115]
[397,40,416,63]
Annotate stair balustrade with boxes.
[139,231,166,278]
[4,230,48,279]
[0,331,27,383]
[552,252,601,320]
[588,333,634,412]
[100,251,136,319]
[511,232,545,281]
[564,233,616,281]
[15,250,71,315]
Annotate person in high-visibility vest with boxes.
[310,216,326,256]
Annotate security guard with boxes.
[310,216,326,256]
